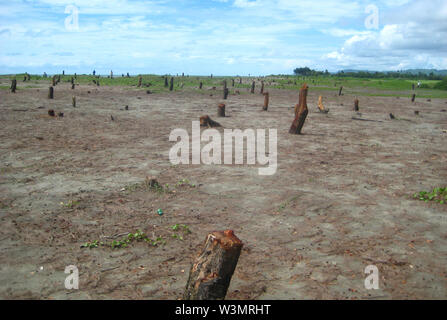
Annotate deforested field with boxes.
[0,75,446,299]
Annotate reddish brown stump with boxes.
[354,98,359,111]
[263,92,269,111]
[289,84,309,135]
[218,104,226,117]
[183,230,243,300]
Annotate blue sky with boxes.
[0,0,446,75]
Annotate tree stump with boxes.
[10,79,17,93]
[48,109,55,117]
[354,98,359,111]
[169,77,174,91]
[231,79,235,87]
[200,115,221,128]
[223,88,229,100]
[72,96,76,108]
[317,95,329,113]
[48,86,54,99]
[199,82,203,89]
[52,76,57,86]
[239,78,242,84]
[263,92,269,111]
[251,81,255,94]
[260,81,264,94]
[289,84,309,135]
[71,83,75,90]
[339,86,343,96]
[217,104,226,117]
[411,94,416,102]
[183,230,243,300]
[71,77,74,85]
[164,77,169,87]
[138,76,142,88]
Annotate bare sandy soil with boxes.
[0,79,446,300]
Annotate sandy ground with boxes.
[0,79,446,300]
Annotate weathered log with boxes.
[217,103,226,117]
[169,77,174,91]
[289,84,309,135]
[354,98,359,111]
[200,115,221,128]
[250,81,255,94]
[183,230,243,300]
[338,86,343,96]
[263,92,269,111]
[10,79,17,93]
[48,86,54,99]
[72,96,76,108]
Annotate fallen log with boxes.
[183,230,243,300]
[200,115,221,128]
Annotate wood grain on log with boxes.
[183,230,243,300]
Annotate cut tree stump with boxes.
[260,81,264,94]
[411,94,416,102]
[223,88,229,100]
[48,86,54,99]
[200,115,221,128]
[354,98,359,111]
[231,79,235,87]
[263,92,269,111]
[10,79,17,93]
[169,77,174,91]
[289,84,309,135]
[72,96,76,108]
[339,86,343,96]
[183,230,243,300]
[218,103,226,117]
[199,82,203,89]
[164,77,169,87]
[48,109,55,117]
[138,76,142,87]
[317,95,329,113]
[250,81,255,94]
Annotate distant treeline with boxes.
[293,67,446,80]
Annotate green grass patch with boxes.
[413,187,447,204]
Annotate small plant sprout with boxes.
[413,187,447,204]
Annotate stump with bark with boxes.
[354,98,359,111]
[200,115,222,128]
[48,109,55,117]
[164,77,169,88]
[260,81,264,94]
[217,103,226,117]
[250,81,255,94]
[71,83,75,90]
[339,86,343,96]
[317,95,329,113]
[169,77,174,91]
[199,82,203,89]
[263,92,269,111]
[223,88,229,100]
[183,230,243,300]
[289,84,309,135]
[52,76,57,86]
[138,76,142,88]
[48,86,54,99]
[231,79,235,87]
[411,94,416,102]
[72,96,76,108]
[10,79,17,93]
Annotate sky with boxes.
[0,0,446,75]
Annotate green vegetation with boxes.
[413,187,447,205]
[433,77,447,90]
[81,230,167,249]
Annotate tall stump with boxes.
[170,77,174,91]
[217,103,226,117]
[260,81,264,94]
[411,94,416,102]
[289,84,309,135]
[339,86,343,96]
[183,230,243,300]
[48,86,54,99]
[10,79,17,93]
[72,96,76,108]
[164,77,169,88]
[263,92,269,111]
[199,82,203,89]
[354,98,359,111]
[250,81,255,94]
